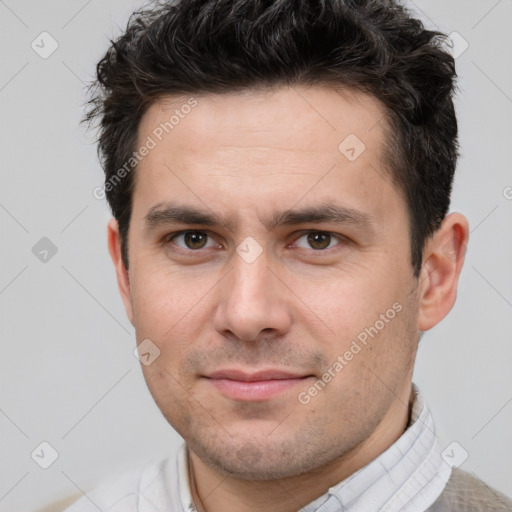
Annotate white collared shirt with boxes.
[64,383,452,512]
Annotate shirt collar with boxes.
[177,383,451,512]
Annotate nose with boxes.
[213,247,293,342]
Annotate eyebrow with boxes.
[144,201,374,232]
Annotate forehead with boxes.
[132,85,401,228]
[138,86,387,159]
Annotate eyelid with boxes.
[290,230,347,251]
[164,229,220,251]
[163,229,348,252]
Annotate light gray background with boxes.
[1,1,511,510]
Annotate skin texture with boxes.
[108,86,469,512]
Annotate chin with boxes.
[188,436,332,481]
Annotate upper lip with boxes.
[206,369,310,381]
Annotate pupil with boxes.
[308,233,330,250]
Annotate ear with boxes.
[107,218,134,325]
[417,212,469,331]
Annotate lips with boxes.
[207,369,308,381]
[204,369,313,401]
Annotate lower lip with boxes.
[207,377,311,401]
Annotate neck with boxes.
[188,384,415,512]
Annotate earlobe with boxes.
[107,218,135,325]
[417,213,469,332]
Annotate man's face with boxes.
[121,86,421,479]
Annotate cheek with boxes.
[303,273,415,383]
[295,266,404,332]
[130,262,202,326]
[129,263,220,369]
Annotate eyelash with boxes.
[163,230,347,254]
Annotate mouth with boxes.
[204,369,314,401]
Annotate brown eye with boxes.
[307,232,333,250]
[183,231,208,249]
[170,231,213,250]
